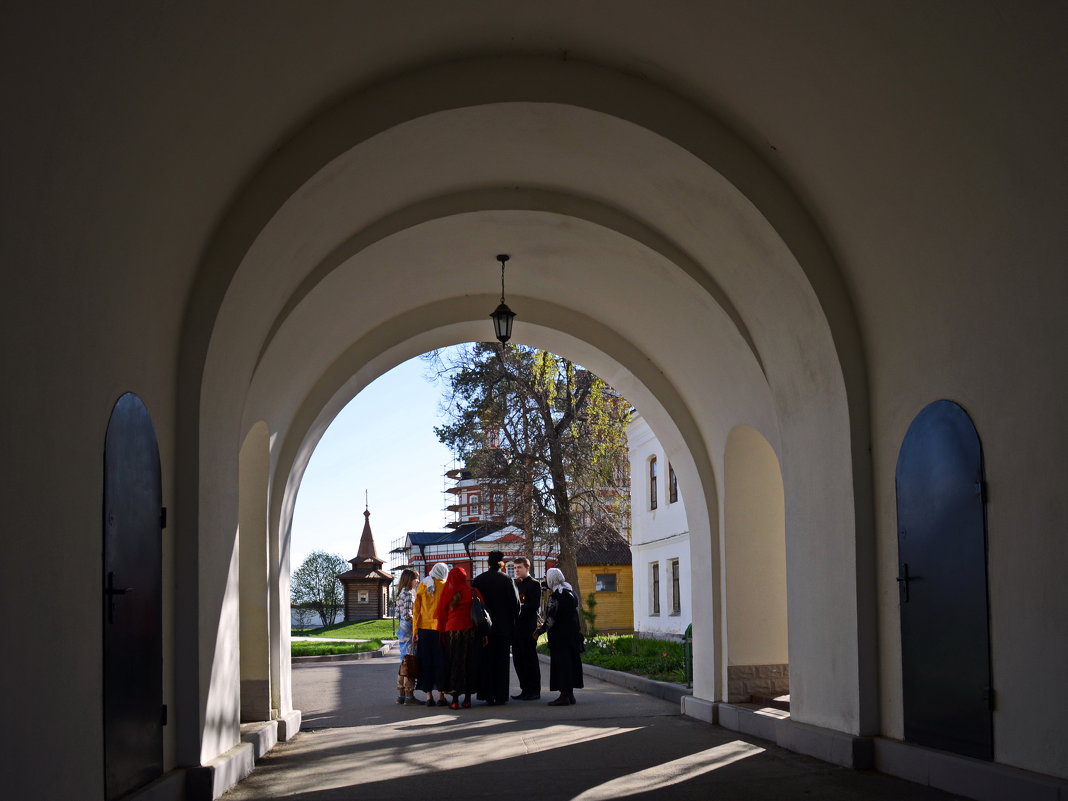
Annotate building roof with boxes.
[407,521,507,547]
[576,524,632,566]
[339,507,392,582]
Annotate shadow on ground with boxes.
[221,657,965,801]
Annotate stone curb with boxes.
[537,653,692,705]
[291,641,396,664]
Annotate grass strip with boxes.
[292,619,398,640]
[291,638,383,657]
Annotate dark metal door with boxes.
[896,399,992,760]
[103,393,164,799]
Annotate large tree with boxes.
[428,343,630,611]
[291,550,348,627]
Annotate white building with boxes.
[628,413,691,639]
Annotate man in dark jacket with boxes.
[510,556,543,700]
[472,550,519,704]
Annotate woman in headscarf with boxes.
[393,568,420,704]
[412,562,450,707]
[535,567,584,706]
[437,565,481,709]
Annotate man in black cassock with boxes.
[472,550,519,705]
[510,556,543,700]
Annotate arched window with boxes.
[649,456,658,510]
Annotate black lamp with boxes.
[490,253,516,344]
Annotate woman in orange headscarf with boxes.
[437,565,482,709]
[413,562,450,706]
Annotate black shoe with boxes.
[510,693,525,700]
[513,692,540,700]
[436,698,449,707]
[547,696,570,706]
[425,698,435,707]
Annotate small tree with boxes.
[291,551,348,626]
[582,592,599,637]
[292,603,316,633]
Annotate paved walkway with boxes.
[221,656,966,800]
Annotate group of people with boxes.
[394,551,584,708]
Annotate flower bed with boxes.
[539,634,686,684]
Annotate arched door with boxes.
[896,400,992,760]
[103,393,164,799]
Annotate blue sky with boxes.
[289,351,458,571]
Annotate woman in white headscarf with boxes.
[412,562,450,706]
[535,567,584,705]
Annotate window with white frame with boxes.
[669,558,681,615]
[595,573,618,592]
[650,561,660,615]
[649,456,658,510]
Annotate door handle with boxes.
[105,571,135,623]
[896,563,922,603]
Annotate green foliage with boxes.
[290,550,349,627]
[291,639,383,657]
[581,592,599,636]
[292,619,397,640]
[581,635,686,683]
[536,633,685,683]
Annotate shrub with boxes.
[539,634,686,683]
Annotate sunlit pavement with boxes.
[221,656,966,800]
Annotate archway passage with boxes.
[896,400,992,761]
[192,82,863,767]
[103,393,164,800]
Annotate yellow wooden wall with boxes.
[576,564,634,632]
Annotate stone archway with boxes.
[179,56,873,770]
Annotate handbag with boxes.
[470,592,493,636]
[402,653,419,679]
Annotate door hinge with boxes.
[161,704,168,726]
[983,687,995,710]
[160,506,168,530]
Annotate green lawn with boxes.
[292,639,383,657]
[292,618,398,640]
[539,634,686,684]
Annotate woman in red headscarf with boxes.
[437,565,482,709]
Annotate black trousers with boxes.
[478,634,512,703]
[512,627,541,695]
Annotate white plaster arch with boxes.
[180,56,874,765]
[724,424,789,702]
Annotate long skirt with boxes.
[415,628,446,693]
[548,640,584,694]
[477,634,512,703]
[443,628,480,695]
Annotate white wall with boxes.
[724,425,788,667]
[629,414,692,637]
